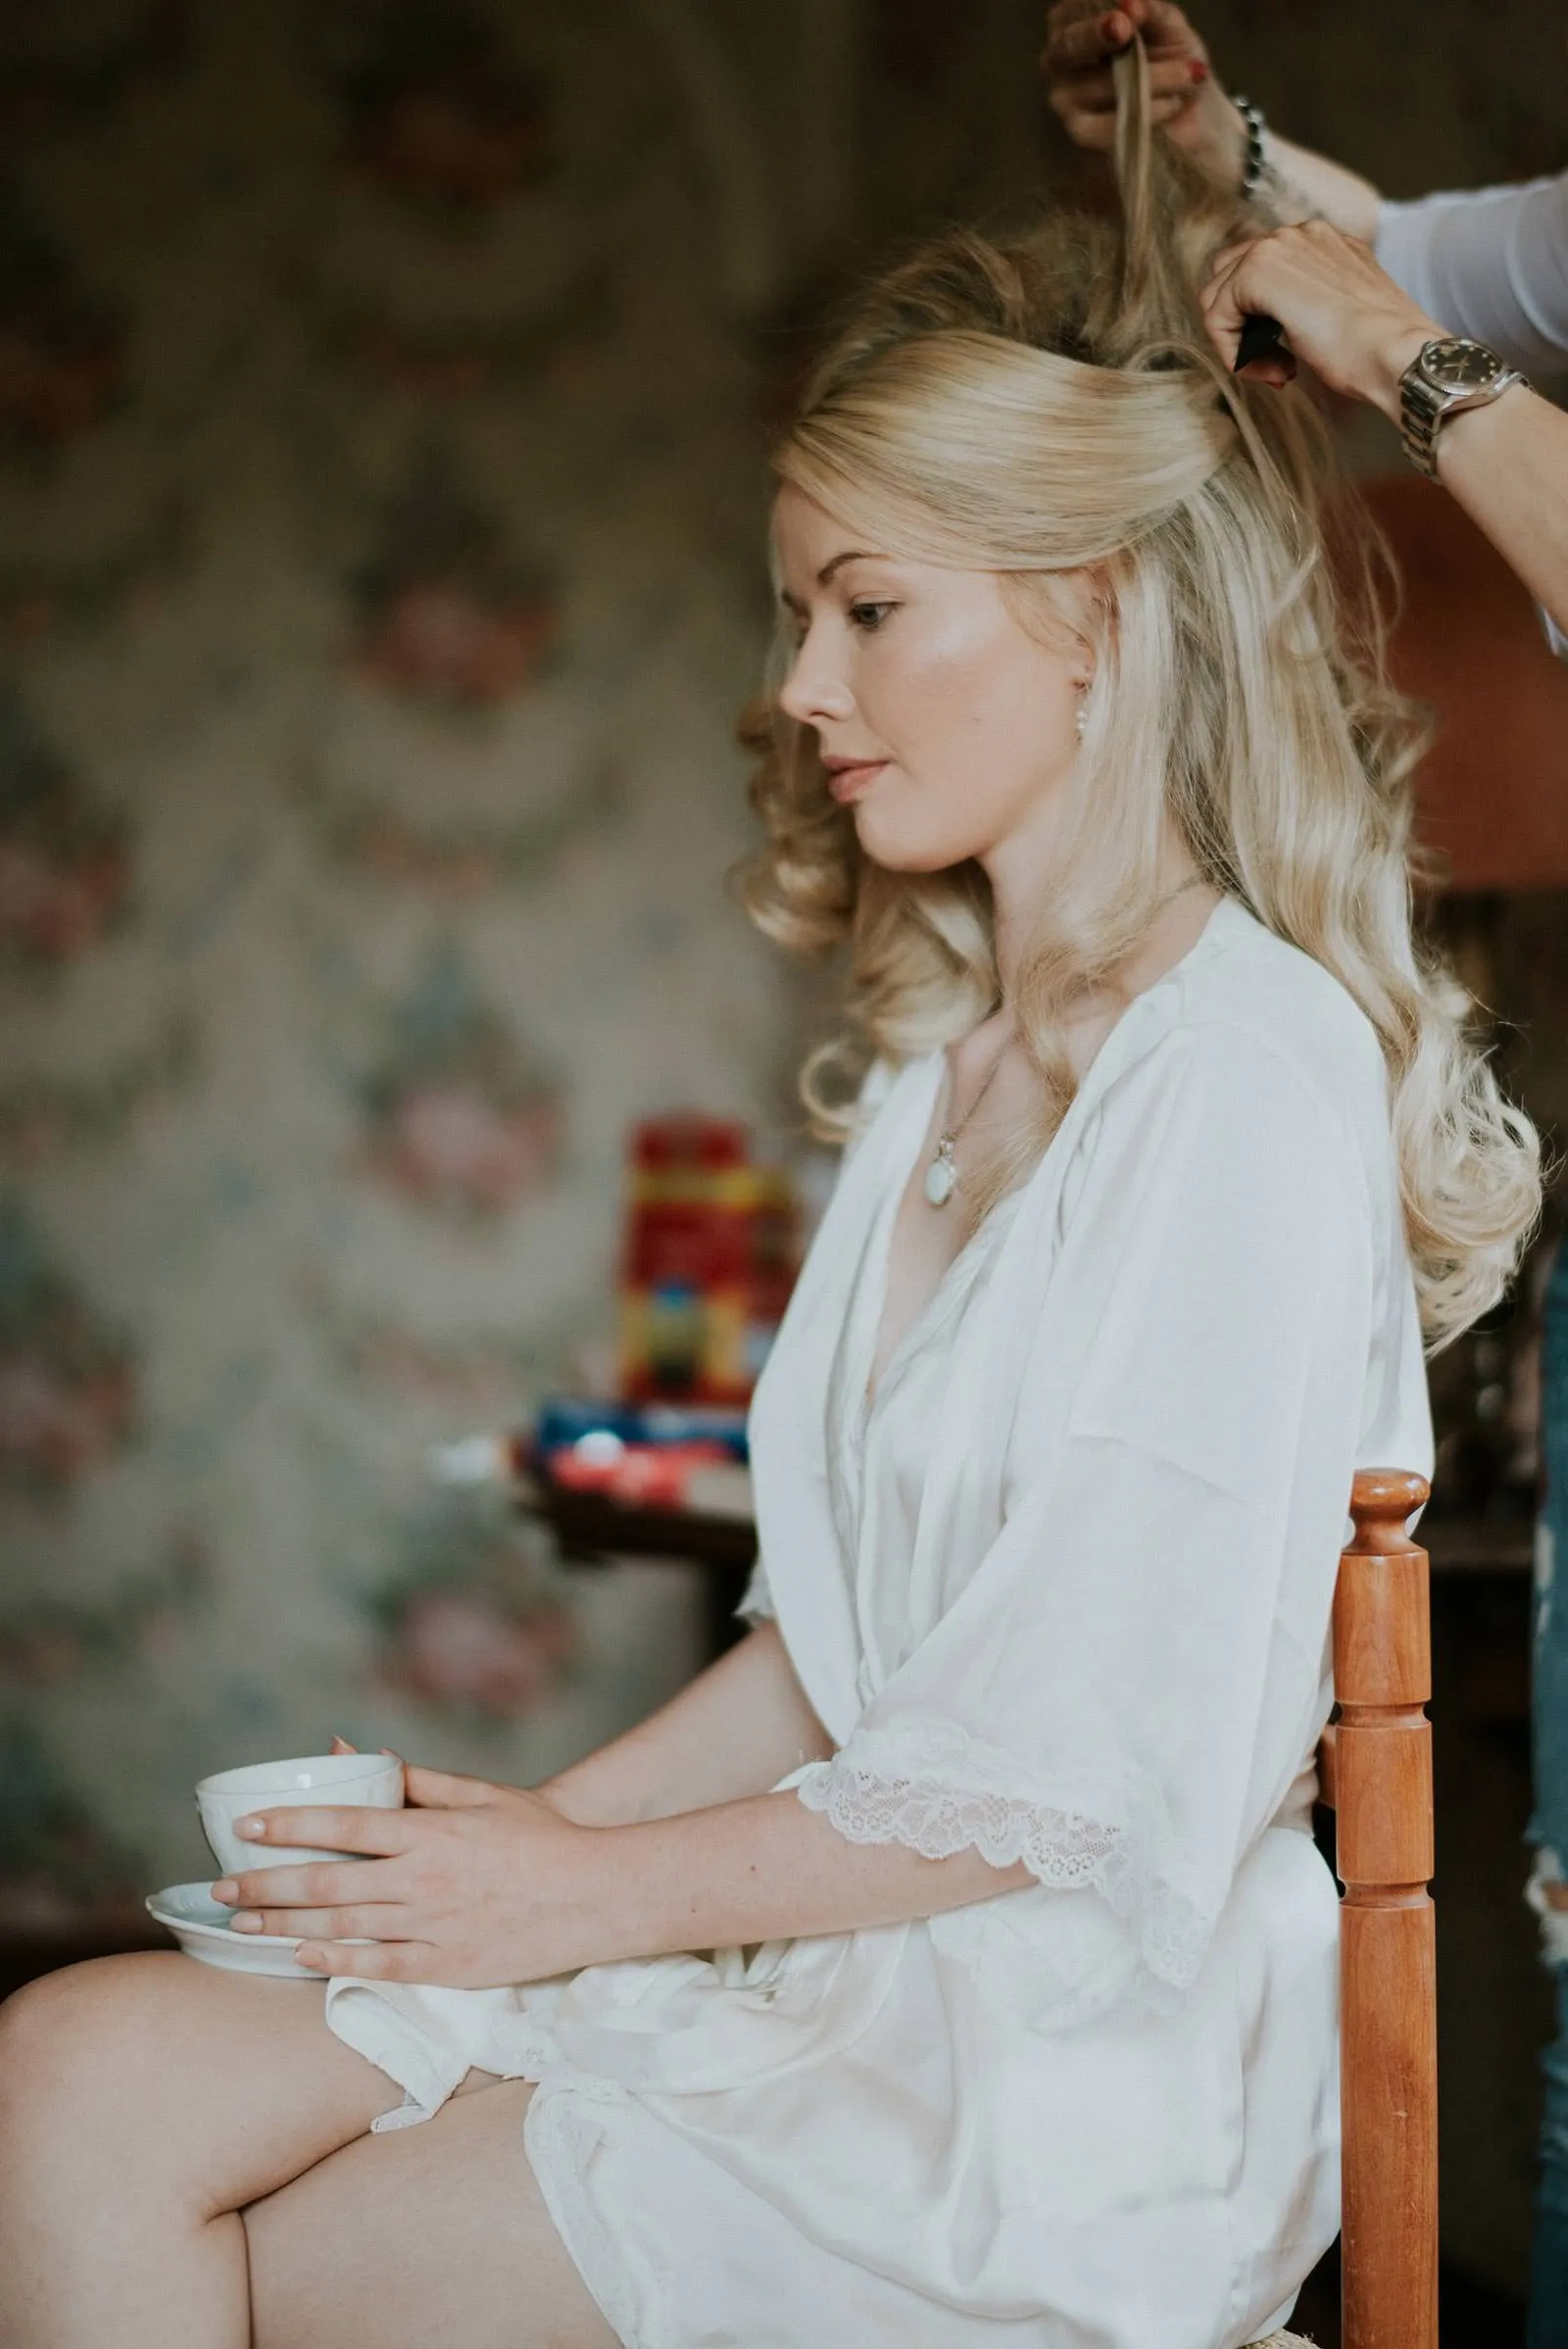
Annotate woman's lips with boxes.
[824,759,888,804]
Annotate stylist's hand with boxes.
[1201,219,1443,411]
[211,1760,604,1986]
[1043,0,1247,182]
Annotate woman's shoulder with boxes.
[1063,907,1396,1257]
[1167,899,1388,1130]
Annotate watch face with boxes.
[1421,337,1504,394]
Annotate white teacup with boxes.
[196,1752,405,1879]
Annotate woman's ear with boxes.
[1051,563,1118,679]
[1085,563,1120,649]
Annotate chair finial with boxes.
[1348,1468,1431,1552]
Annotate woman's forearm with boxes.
[565,1785,1033,1968]
[538,1621,832,1828]
[1255,127,1381,240]
[1429,387,1568,636]
[1177,91,1381,237]
[1350,308,1568,628]
[1146,80,1383,238]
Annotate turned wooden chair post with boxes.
[1319,1468,1438,2349]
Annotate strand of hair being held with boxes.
[1110,32,1156,316]
[1109,33,1303,534]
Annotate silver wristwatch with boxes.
[1398,336,1530,478]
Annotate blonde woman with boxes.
[0,50,1540,2349]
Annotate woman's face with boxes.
[773,483,1089,876]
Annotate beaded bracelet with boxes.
[1231,93,1267,200]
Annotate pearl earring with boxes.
[1074,684,1090,741]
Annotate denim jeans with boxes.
[1530,1240,1568,2346]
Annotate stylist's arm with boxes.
[1201,219,1568,634]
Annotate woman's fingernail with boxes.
[1190,59,1209,82]
[296,1945,325,1969]
[235,1816,264,1837]
[213,1879,238,1903]
[1101,13,1128,43]
[231,1912,264,1933]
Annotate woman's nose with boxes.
[778,637,856,728]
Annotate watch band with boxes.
[1398,339,1529,479]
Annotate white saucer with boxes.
[146,1883,326,1981]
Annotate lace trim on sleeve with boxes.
[795,1716,1216,1997]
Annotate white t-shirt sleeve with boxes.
[1375,171,1568,377]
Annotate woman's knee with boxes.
[0,1953,190,2147]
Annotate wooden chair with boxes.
[1252,1467,1439,2349]
[531,1458,1441,2346]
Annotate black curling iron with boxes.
[1234,313,1296,378]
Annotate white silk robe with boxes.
[324,898,1434,2349]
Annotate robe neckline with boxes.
[852,891,1244,1415]
[750,894,1251,1744]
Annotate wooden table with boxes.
[516,1470,759,1662]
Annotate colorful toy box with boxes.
[617,1114,798,1405]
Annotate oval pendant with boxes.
[924,1154,956,1208]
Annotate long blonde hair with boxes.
[740,42,1539,1348]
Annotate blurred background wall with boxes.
[0,0,1086,1923]
[0,10,1564,2307]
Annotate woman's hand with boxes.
[211,1762,606,1986]
[1200,219,1441,408]
[1042,3,1386,238]
[1042,0,1245,179]
[216,1759,1044,1982]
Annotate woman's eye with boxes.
[849,601,896,632]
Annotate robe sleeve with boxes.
[796,1018,1384,2015]
[735,1557,776,1626]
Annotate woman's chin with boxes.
[852,807,970,876]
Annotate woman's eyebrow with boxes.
[817,549,888,584]
[778,549,892,612]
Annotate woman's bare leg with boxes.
[247,2080,619,2349]
[0,1953,398,2349]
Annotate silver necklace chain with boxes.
[924,875,1211,1210]
[925,1036,1009,1207]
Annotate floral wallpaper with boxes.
[0,0,856,1930]
[1,0,1562,1934]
